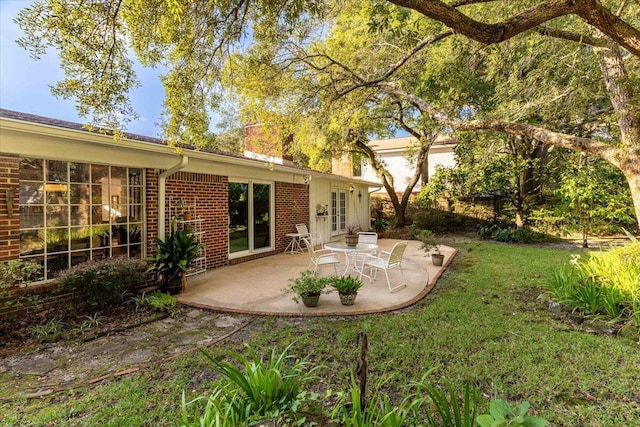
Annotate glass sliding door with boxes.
[228,182,249,254]
[228,181,272,256]
[253,183,271,250]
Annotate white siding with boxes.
[309,179,371,243]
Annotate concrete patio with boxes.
[178,239,457,316]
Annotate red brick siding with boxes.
[164,172,229,269]
[145,169,159,253]
[275,182,309,252]
[0,155,20,261]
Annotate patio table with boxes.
[324,242,378,276]
[284,232,306,254]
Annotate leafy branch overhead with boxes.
[14,0,640,227]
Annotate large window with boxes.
[19,158,144,281]
[228,181,272,256]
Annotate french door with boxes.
[331,189,347,236]
[228,181,273,257]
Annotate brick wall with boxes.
[0,155,20,261]
[275,182,309,252]
[164,172,229,269]
[145,169,159,254]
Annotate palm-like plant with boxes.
[146,219,202,292]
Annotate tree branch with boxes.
[456,120,620,164]
[388,0,640,57]
[534,26,604,47]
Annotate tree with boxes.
[14,0,640,227]
[554,153,635,247]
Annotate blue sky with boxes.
[0,0,167,137]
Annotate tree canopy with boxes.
[14,0,640,227]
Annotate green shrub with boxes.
[57,257,147,310]
[477,226,547,243]
[0,259,43,286]
[146,291,178,314]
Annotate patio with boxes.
[178,239,457,316]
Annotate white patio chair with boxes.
[295,223,309,237]
[348,231,379,276]
[302,237,340,276]
[357,231,378,246]
[360,241,409,293]
[296,223,323,248]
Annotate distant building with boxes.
[332,135,457,195]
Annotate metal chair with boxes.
[360,241,409,292]
[347,232,379,276]
[357,231,378,244]
[301,237,340,276]
[296,223,323,248]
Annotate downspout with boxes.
[158,156,189,240]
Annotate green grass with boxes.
[2,242,639,426]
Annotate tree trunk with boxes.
[622,163,640,230]
[355,138,427,228]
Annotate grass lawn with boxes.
[2,242,639,426]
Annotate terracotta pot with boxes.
[339,292,357,306]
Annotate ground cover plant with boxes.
[547,240,640,335]
[1,242,639,425]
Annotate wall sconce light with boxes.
[349,184,355,193]
[358,190,362,200]
[304,175,311,185]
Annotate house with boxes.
[0,109,378,283]
[333,135,457,195]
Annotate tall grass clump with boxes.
[547,241,640,325]
[181,343,323,426]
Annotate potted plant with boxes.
[282,270,329,307]
[417,229,445,266]
[344,223,361,247]
[146,219,202,294]
[373,218,388,238]
[328,275,363,305]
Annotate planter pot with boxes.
[301,293,321,307]
[339,292,357,306]
[345,234,358,247]
[162,275,184,295]
[431,253,445,266]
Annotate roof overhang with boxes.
[0,114,375,185]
